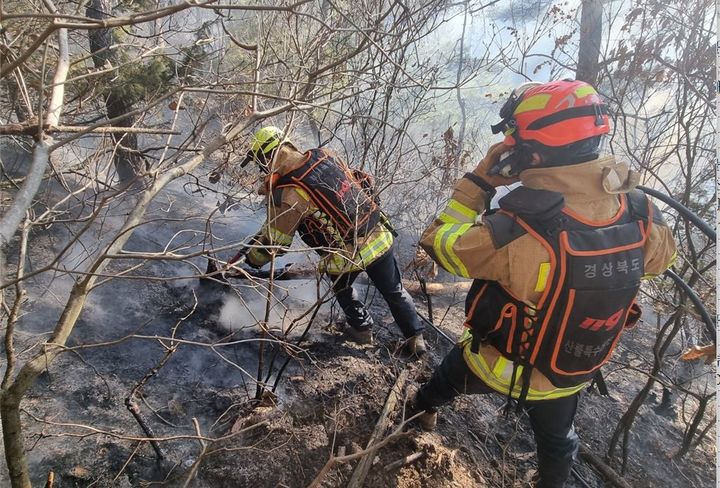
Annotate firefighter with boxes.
[412,80,677,487]
[225,127,426,355]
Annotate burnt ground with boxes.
[9,271,715,488]
[0,153,714,488]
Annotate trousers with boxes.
[416,345,579,488]
[331,247,423,339]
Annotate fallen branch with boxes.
[347,368,410,488]
[402,279,472,295]
[125,397,165,460]
[384,451,424,472]
[579,445,633,488]
[307,370,416,488]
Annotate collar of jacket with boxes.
[519,156,640,202]
[272,146,311,176]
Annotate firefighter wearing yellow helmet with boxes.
[230,126,426,355]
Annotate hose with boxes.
[637,186,715,242]
[663,269,716,342]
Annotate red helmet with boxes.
[492,80,610,147]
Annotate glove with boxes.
[409,246,438,280]
[472,143,521,188]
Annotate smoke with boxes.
[218,278,331,335]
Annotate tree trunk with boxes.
[576,0,602,85]
[0,110,257,486]
[0,393,30,488]
[86,0,145,185]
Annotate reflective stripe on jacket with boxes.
[459,329,587,400]
[247,186,394,274]
[420,156,677,399]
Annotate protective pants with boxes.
[331,247,423,339]
[416,345,579,488]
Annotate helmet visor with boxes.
[499,81,543,120]
[491,81,543,136]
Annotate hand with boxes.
[681,344,715,364]
[472,142,520,187]
[409,246,438,280]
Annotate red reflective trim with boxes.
[463,282,489,328]
[530,230,567,364]
[561,226,645,256]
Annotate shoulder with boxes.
[482,211,527,249]
[270,186,312,208]
[481,186,565,249]
[498,186,565,220]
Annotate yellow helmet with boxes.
[252,126,284,156]
[241,126,286,171]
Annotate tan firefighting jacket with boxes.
[420,156,677,400]
[245,149,394,275]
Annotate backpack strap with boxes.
[498,186,565,222]
[483,212,527,249]
[482,186,565,249]
[626,190,649,222]
[626,189,667,241]
[627,189,668,228]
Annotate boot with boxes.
[345,326,372,344]
[408,389,437,431]
[418,410,437,431]
[404,335,427,357]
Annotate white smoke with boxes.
[218,278,331,335]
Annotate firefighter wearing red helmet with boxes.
[412,80,677,487]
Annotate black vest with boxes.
[274,149,380,252]
[465,187,652,389]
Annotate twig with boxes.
[346,368,410,488]
[44,471,55,488]
[570,467,593,488]
[417,276,434,323]
[124,291,198,458]
[182,418,208,488]
[306,411,422,488]
[579,445,633,488]
[383,451,424,472]
[125,398,165,460]
[416,312,454,345]
[113,441,143,482]
[0,124,181,136]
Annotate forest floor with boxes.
[1,153,714,488]
[12,271,715,488]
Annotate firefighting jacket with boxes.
[246,148,393,275]
[420,156,677,400]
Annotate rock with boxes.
[69,466,91,479]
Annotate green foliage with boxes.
[113,56,175,105]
